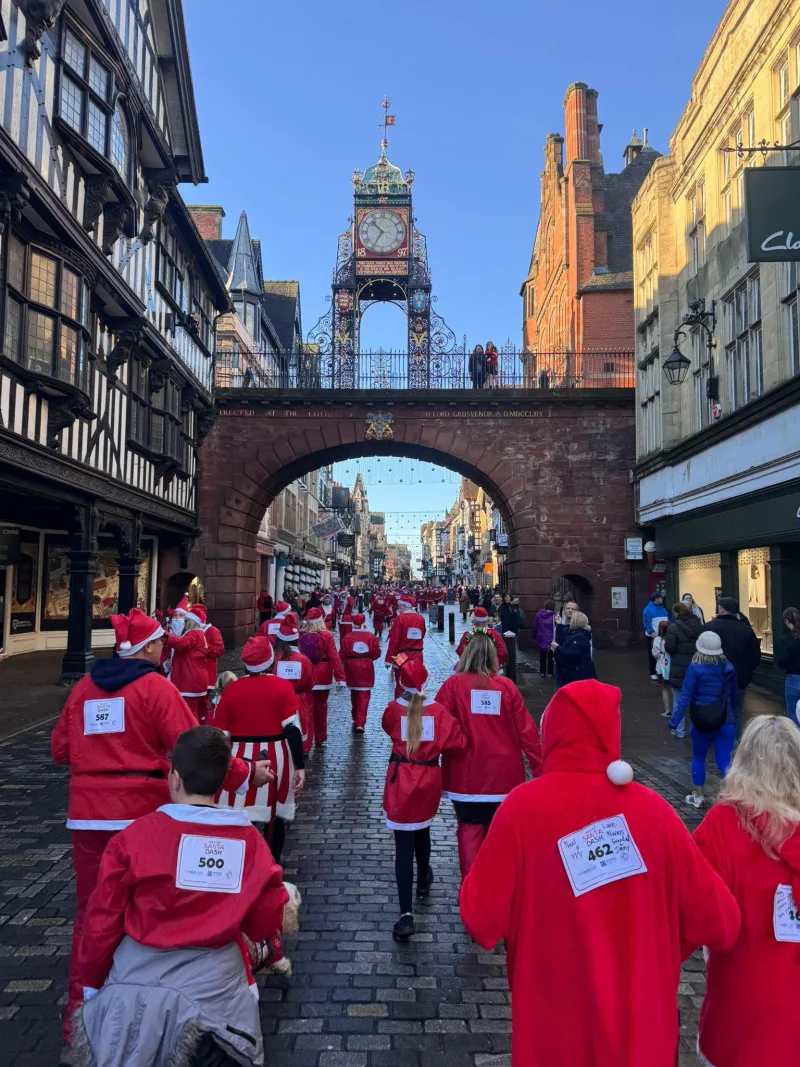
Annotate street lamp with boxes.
[663,297,718,400]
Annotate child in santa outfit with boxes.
[214,636,305,865]
[385,594,426,699]
[693,714,800,1067]
[51,609,266,1049]
[164,610,210,723]
[302,608,346,746]
[272,619,315,756]
[382,660,466,942]
[257,599,298,639]
[460,678,741,1067]
[370,591,387,638]
[321,593,336,631]
[436,632,541,878]
[73,726,288,1067]
[340,613,381,733]
[455,606,508,670]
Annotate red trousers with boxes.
[66,829,118,1041]
[183,695,209,723]
[350,689,371,728]
[312,690,330,744]
[300,693,314,755]
[456,820,490,880]
[373,614,384,635]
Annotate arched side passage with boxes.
[194,396,642,648]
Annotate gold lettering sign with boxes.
[356,260,408,276]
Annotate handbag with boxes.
[661,651,671,681]
[689,672,728,734]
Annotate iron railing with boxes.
[214,349,635,391]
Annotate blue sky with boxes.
[184,0,728,562]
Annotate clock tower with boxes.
[307,100,457,387]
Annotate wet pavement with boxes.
[0,608,782,1066]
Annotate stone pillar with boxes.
[117,515,144,614]
[61,504,99,682]
[275,559,286,601]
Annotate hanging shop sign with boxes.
[744,167,800,262]
[337,533,355,548]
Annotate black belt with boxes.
[91,769,164,779]
[389,752,439,783]
[231,734,284,744]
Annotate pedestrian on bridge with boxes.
[341,613,381,734]
[468,344,486,388]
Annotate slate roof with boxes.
[262,281,301,352]
[602,145,661,274]
[226,212,262,296]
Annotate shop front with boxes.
[653,483,800,693]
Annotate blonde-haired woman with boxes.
[436,634,542,877]
[552,610,596,690]
[382,658,465,942]
[694,714,800,1067]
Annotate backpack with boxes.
[299,632,322,664]
[689,670,729,733]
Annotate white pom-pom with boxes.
[606,760,633,786]
[120,641,132,651]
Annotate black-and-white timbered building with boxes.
[0,0,230,678]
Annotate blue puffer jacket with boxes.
[669,660,739,731]
[642,600,669,636]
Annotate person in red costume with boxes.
[341,613,381,733]
[385,594,426,699]
[370,591,387,638]
[257,599,298,639]
[460,678,741,1067]
[165,611,210,723]
[436,633,541,877]
[177,602,225,698]
[321,592,336,631]
[51,608,269,1050]
[693,714,800,1067]
[337,589,355,640]
[74,726,288,1067]
[302,608,346,746]
[382,659,466,942]
[454,607,508,670]
[272,619,315,755]
[215,636,305,865]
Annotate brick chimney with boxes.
[564,82,590,163]
[546,132,564,171]
[585,89,602,164]
[186,204,225,241]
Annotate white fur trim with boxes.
[443,791,508,802]
[281,712,302,730]
[117,623,164,657]
[312,683,332,691]
[183,611,204,626]
[179,691,207,698]
[244,656,274,673]
[695,1038,717,1067]
[607,760,634,786]
[66,818,133,830]
[157,803,251,826]
[383,811,435,831]
[396,695,434,706]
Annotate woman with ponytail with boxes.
[272,619,315,755]
[382,659,466,942]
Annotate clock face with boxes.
[358,209,407,255]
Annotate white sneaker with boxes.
[685,794,704,808]
[650,674,659,681]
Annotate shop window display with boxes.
[43,540,152,625]
[10,532,39,635]
[737,547,772,654]
[678,553,721,624]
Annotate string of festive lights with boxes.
[332,457,460,485]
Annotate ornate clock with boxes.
[358,209,407,255]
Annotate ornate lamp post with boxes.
[663,298,718,398]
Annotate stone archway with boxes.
[194,394,640,647]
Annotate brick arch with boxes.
[194,396,640,646]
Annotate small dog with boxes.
[247,881,301,979]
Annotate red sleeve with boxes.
[279,681,300,726]
[385,618,401,663]
[439,708,467,755]
[241,844,290,942]
[369,635,381,660]
[213,687,233,732]
[256,621,271,638]
[165,630,206,652]
[455,634,467,658]
[51,698,73,765]
[154,683,249,791]
[326,633,345,682]
[460,789,522,949]
[434,675,457,714]
[505,681,542,775]
[205,627,225,659]
[381,703,396,737]
[78,832,133,989]
[493,631,508,667]
[299,658,314,694]
[339,635,352,660]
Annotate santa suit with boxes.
[76,804,288,1066]
[51,662,251,1040]
[273,650,315,755]
[258,609,300,640]
[435,671,542,876]
[338,611,355,643]
[215,674,303,823]
[385,609,427,698]
[455,628,508,669]
[309,630,346,744]
[385,595,397,629]
[371,595,387,635]
[341,627,381,729]
[321,602,336,631]
[202,622,225,690]
[460,679,741,1067]
[694,803,800,1067]
[382,696,466,829]
[165,630,210,722]
[417,591,428,612]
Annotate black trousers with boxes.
[393,828,431,914]
[539,649,554,677]
[263,817,286,864]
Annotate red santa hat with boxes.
[471,607,489,622]
[351,613,366,627]
[241,636,275,673]
[174,594,190,616]
[183,602,207,627]
[398,595,415,609]
[111,608,164,657]
[273,600,290,617]
[277,620,299,643]
[399,658,428,695]
[305,607,324,621]
[540,679,633,787]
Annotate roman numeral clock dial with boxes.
[358,209,407,255]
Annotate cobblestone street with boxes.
[0,611,782,1066]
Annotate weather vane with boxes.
[378,94,395,152]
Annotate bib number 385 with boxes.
[176,834,245,894]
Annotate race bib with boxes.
[406,627,423,640]
[470,690,501,715]
[401,715,435,742]
[176,834,245,894]
[353,641,369,654]
[276,661,302,681]
[83,697,125,735]
[558,815,646,897]
[773,884,800,942]
[267,622,281,636]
